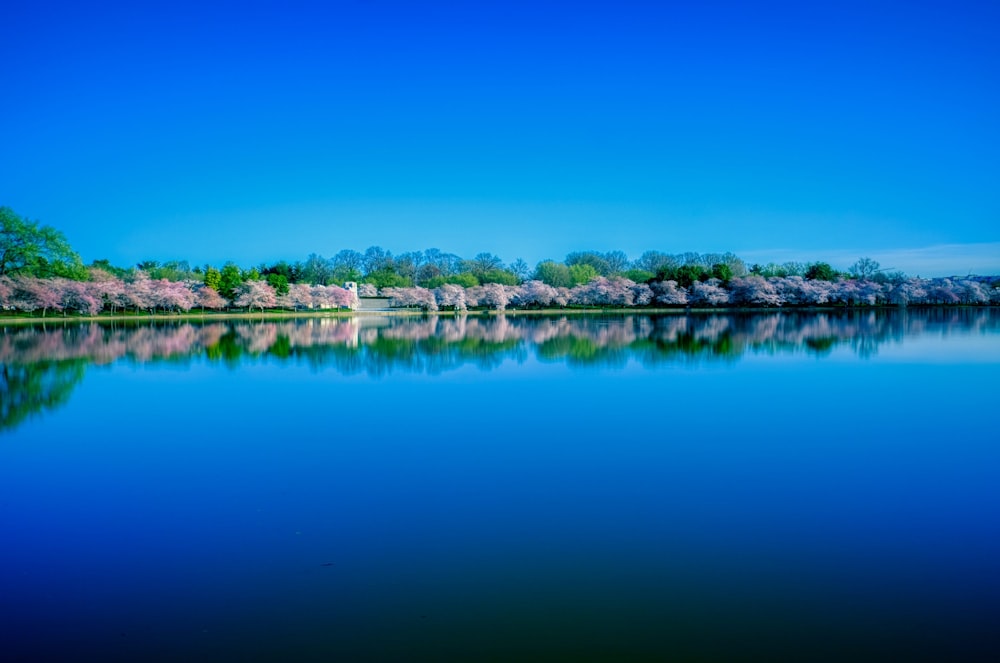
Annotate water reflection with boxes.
[2,309,997,431]
[1,361,86,431]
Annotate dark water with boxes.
[2,310,999,662]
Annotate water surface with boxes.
[2,310,999,661]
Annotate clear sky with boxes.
[2,0,998,276]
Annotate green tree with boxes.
[468,252,504,277]
[479,269,519,285]
[266,273,289,295]
[90,258,129,278]
[711,263,733,283]
[534,261,573,288]
[219,263,243,299]
[0,207,85,278]
[204,266,222,291]
[569,263,598,286]
[426,273,479,289]
[261,260,301,284]
[566,251,612,276]
[666,264,707,288]
[805,262,837,281]
[623,269,655,283]
[364,268,412,289]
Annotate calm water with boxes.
[2,310,999,662]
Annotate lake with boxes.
[2,310,999,661]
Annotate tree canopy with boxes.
[0,206,85,278]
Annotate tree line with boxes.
[2,205,998,316]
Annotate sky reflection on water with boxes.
[3,308,998,433]
[2,310,999,661]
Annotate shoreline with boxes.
[1,304,994,325]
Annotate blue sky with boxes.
[2,0,997,276]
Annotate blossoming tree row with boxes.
[0,273,356,316]
[381,275,999,310]
[2,271,997,317]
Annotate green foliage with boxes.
[534,261,573,288]
[244,268,261,281]
[711,263,733,283]
[623,269,655,283]
[805,262,837,281]
[90,258,130,279]
[0,206,85,278]
[566,251,611,276]
[660,264,707,288]
[569,263,598,286]
[219,263,243,299]
[331,268,361,285]
[364,268,412,289]
[301,253,333,285]
[141,259,195,281]
[425,273,480,289]
[466,252,504,277]
[204,266,222,291]
[261,260,302,284]
[479,269,519,285]
[752,261,807,278]
[266,273,289,295]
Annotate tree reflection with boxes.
[1,360,85,431]
[2,309,997,431]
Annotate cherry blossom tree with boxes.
[234,280,278,312]
[688,279,729,306]
[358,283,378,297]
[325,284,357,309]
[513,280,560,308]
[955,279,989,305]
[11,277,62,316]
[434,283,467,311]
[284,283,313,310]
[55,278,102,315]
[88,273,126,314]
[153,279,197,312]
[0,276,12,309]
[853,280,885,306]
[467,283,508,310]
[571,277,637,307]
[728,276,783,307]
[922,279,960,305]
[125,272,156,313]
[652,279,688,306]
[887,279,927,306]
[195,284,228,310]
[384,286,437,311]
[631,282,654,306]
[310,285,333,309]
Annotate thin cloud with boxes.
[740,243,1000,277]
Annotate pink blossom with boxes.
[652,280,689,306]
[195,285,228,310]
[728,276,782,307]
[688,279,729,306]
[434,283,467,310]
[234,280,278,312]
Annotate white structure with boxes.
[344,281,360,309]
